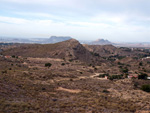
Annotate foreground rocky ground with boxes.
[0,56,150,113]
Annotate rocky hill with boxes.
[45,36,72,43]
[84,44,150,58]
[2,39,102,64]
[90,39,112,45]
[83,44,122,57]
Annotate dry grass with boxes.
[57,87,81,93]
[1,42,150,112]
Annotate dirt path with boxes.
[49,73,108,83]
[78,73,107,80]
[89,73,99,78]
[28,57,63,62]
[57,87,81,93]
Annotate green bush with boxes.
[61,63,65,66]
[69,54,72,57]
[93,53,99,56]
[80,72,83,74]
[88,64,92,66]
[2,70,7,74]
[94,67,97,70]
[139,62,143,66]
[45,63,52,68]
[118,62,124,65]
[108,74,123,80]
[141,84,150,92]
[12,55,15,58]
[133,57,138,60]
[103,89,109,93]
[99,74,109,78]
[138,73,147,79]
[121,67,128,73]
[69,59,73,62]
[118,56,126,60]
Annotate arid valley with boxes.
[0,39,150,113]
[1,0,150,112]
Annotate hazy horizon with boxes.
[0,0,150,42]
[1,36,150,43]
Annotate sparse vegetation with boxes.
[138,73,148,79]
[12,55,15,58]
[139,62,143,66]
[108,74,123,80]
[93,53,99,56]
[118,62,124,65]
[45,63,52,68]
[99,74,109,78]
[141,84,150,92]
[103,89,109,93]
[1,40,150,112]
[118,56,126,60]
[121,67,128,73]
[80,72,83,74]
[61,63,65,66]
[69,59,73,62]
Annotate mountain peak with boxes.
[65,38,79,43]
[96,38,102,41]
[47,36,72,43]
[91,39,112,45]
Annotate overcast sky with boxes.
[0,0,150,42]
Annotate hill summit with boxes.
[3,39,97,63]
[46,36,72,43]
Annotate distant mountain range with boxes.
[0,36,111,45]
[1,36,150,47]
[0,36,72,44]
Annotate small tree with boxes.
[123,68,128,73]
[108,74,123,80]
[139,62,143,66]
[138,73,148,79]
[94,53,99,56]
[61,63,65,66]
[121,67,128,73]
[99,74,109,78]
[12,55,15,58]
[141,84,150,92]
[80,72,83,74]
[45,63,52,68]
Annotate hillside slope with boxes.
[83,44,121,57]
[3,39,101,64]
[84,44,150,58]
